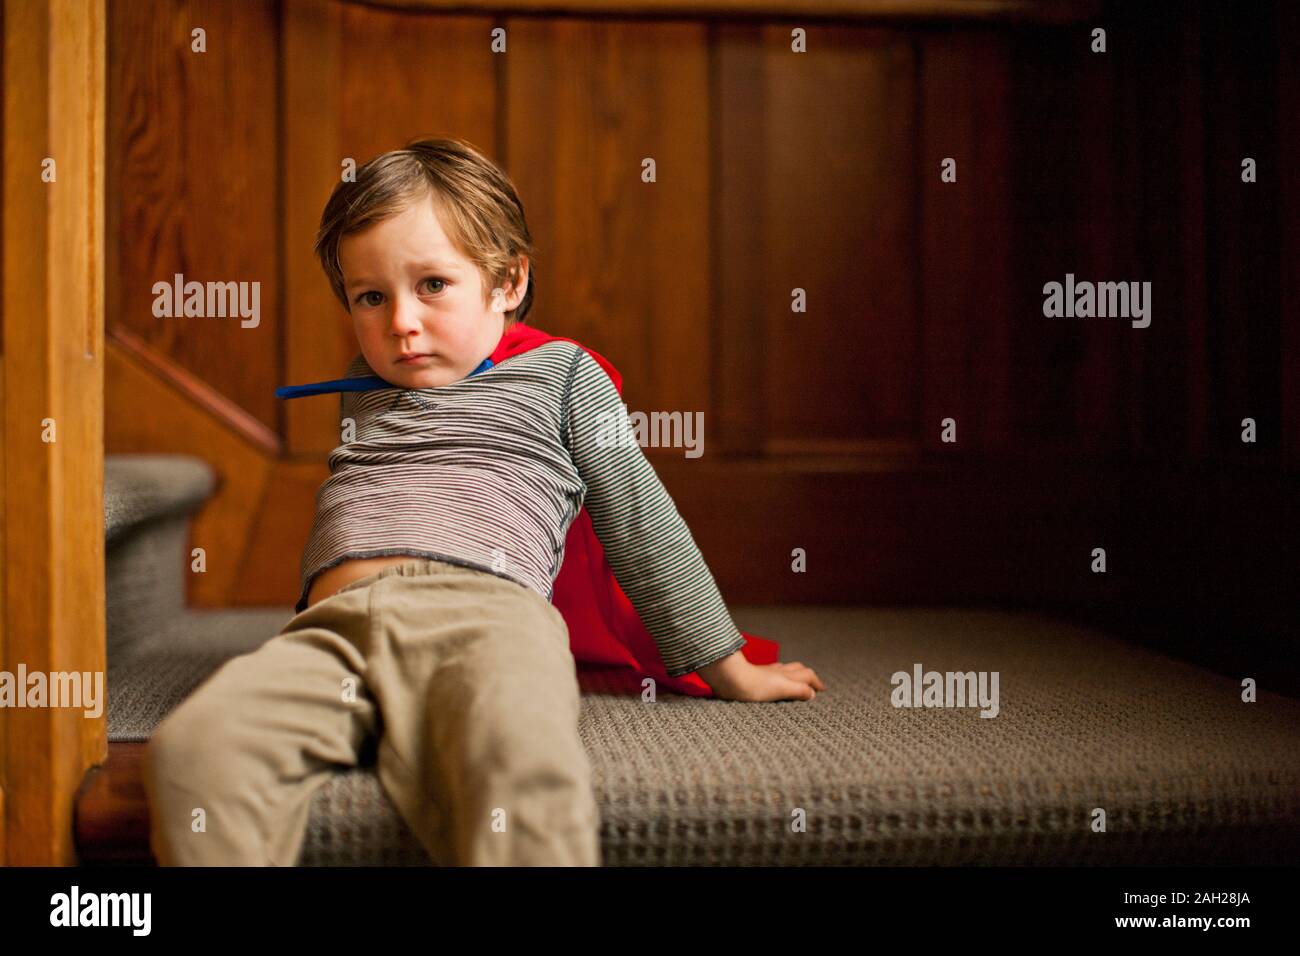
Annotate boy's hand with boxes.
[696,651,825,702]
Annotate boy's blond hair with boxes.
[314,137,536,325]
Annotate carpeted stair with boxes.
[82,454,1300,866]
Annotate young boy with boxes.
[142,138,823,867]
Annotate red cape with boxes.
[490,323,779,696]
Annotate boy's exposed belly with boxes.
[305,555,425,608]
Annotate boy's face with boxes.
[338,192,527,389]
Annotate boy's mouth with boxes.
[396,353,434,365]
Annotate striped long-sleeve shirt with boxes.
[296,340,746,678]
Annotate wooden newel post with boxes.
[1,0,107,866]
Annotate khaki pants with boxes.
[142,558,600,866]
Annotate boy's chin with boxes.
[394,371,452,390]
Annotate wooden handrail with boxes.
[108,326,282,456]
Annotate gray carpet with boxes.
[105,455,215,545]
[107,604,1300,866]
[105,455,216,659]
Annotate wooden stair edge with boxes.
[74,742,155,865]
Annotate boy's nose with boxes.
[387,298,423,337]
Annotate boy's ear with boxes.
[510,255,530,308]
[492,257,529,312]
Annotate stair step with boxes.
[105,454,217,655]
[75,744,151,865]
[80,607,1300,866]
[105,454,215,545]
[107,607,295,740]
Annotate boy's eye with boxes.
[354,277,446,307]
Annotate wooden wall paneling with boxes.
[92,0,1291,630]
[1281,0,1300,472]
[2,0,106,865]
[337,6,499,195]
[1244,8,1285,466]
[1005,26,1076,452]
[1072,25,1126,458]
[1130,1,1211,466]
[1176,4,1209,463]
[1111,3,1218,465]
[501,20,602,352]
[284,0,347,455]
[762,24,918,456]
[714,22,767,456]
[919,30,1013,455]
[109,0,280,431]
[658,455,1185,608]
[1202,2,1283,464]
[233,459,329,604]
[642,20,713,424]
[505,17,713,420]
[1205,5,1240,457]
[1120,4,1168,461]
[657,458,914,603]
[1111,12,1154,459]
[105,341,270,607]
[366,0,1105,25]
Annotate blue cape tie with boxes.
[275,356,495,399]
